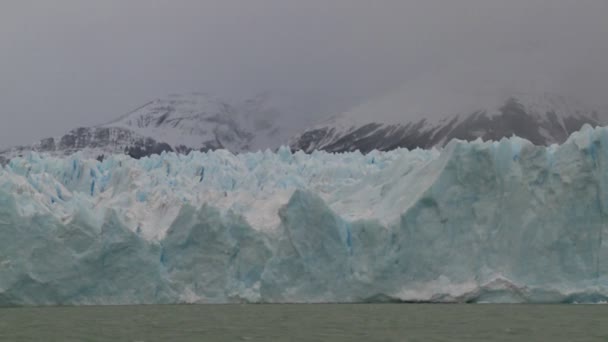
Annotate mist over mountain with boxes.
[2,1,608,150]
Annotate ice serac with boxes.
[1,125,608,305]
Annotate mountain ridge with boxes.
[1,90,606,163]
[289,91,607,153]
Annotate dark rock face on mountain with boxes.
[290,96,607,153]
[1,127,173,161]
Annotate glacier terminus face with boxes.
[1,124,608,305]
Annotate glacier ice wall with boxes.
[1,125,608,305]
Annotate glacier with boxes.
[1,124,608,305]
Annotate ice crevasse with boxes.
[1,124,608,305]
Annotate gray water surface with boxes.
[0,304,606,341]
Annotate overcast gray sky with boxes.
[1,0,607,147]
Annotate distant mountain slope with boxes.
[103,92,289,153]
[290,91,608,153]
[0,93,298,161]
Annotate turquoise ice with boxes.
[1,125,607,305]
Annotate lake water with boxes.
[0,304,606,341]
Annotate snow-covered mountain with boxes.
[103,92,292,153]
[0,92,299,162]
[290,89,608,153]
